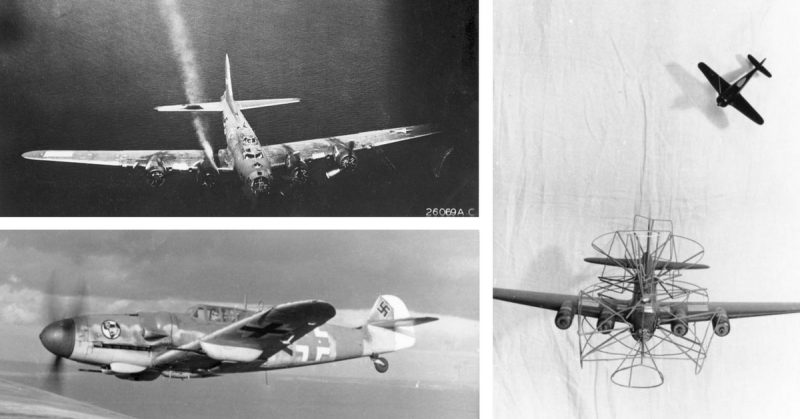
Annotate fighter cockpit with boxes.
[187,305,247,323]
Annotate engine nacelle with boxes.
[671,306,688,337]
[596,309,615,334]
[335,150,358,171]
[196,167,217,188]
[288,161,309,184]
[671,321,688,337]
[145,156,166,187]
[333,140,358,171]
[712,310,730,337]
[554,301,575,330]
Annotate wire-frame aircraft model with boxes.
[494,216,800,388]
[39,292,436,387]
[697,54,771,125]
[22,55,439,198]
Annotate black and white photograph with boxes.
[0,0,477,216]
[0,230,478,418]
[494,0,800,417]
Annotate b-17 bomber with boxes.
[22,55,440,199]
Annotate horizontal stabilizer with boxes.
[584,257,709,270]
[747,54,772,78]
[155,98,300,112]
[368,316,438,328]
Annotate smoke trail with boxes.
[157,0,215,163]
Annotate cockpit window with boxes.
[244,153,255,159]
[190,305,243,322]
[254,152,263,159]
[192,307,208,321]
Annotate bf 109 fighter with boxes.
[39,294,436,383]
[697,54,771,125]
[22,55,439,198]
[494,216,800,388]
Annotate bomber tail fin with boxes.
[362,295,437,354]
[747,54,772,78]
[155,54,299,112]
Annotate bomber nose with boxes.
[39,319,75,358]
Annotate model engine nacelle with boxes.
[671,306,688,337]
[712,310,730,337]
[554,301,574,330]
[145,156,166,187]
[596,309,615,334]
[671,320,688,337]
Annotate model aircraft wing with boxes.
[154,300,336,366]
[728,95,764,125]
[697,62,731,94]
[677,302,800,322]
[21,150,234,172]
[494,287,603,318]
[264,124,440,167]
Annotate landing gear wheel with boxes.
[372,356,388,373]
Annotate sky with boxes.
[0,230,478,418]
[494,0,800,417]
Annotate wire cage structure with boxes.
[576,216,715,388]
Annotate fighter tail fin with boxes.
[748,54,772,78]
[362,295,438,354]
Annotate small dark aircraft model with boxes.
[494,216,800,388]
[22,55,439,198]
[697,54,771,125]
[39,294,436,383]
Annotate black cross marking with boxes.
[241,322,291,338]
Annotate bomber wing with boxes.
[21,150,234,172]
[154,300,336,366]
[728,95,765,125]
[697,62,731,94]
[264,124,440,168]
[493,287,603,318]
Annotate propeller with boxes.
[326,140,357,179]
[42,272,86,394]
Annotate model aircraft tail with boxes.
[362,295,437,354]
[747,54,772,78]
[154,54,300,112]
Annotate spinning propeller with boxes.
[41,273,86,393]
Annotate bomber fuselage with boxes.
[221,95,273,197]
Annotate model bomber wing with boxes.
[493,287,603,318]
[672,302,800,323]
[154,300,336,366]
[264,124,440,168]
[697,62,731,94]
[21,150,234,172]
[728,95,764,125]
